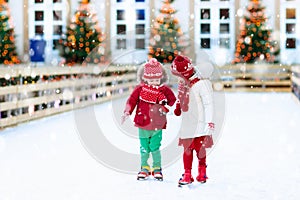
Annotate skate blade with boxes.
[196,179,207,184]
[154,177,163,181]
[178,182,192,187]
[137,176,149,181]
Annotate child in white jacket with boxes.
[171,55,215,186]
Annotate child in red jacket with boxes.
[121,58,176,181]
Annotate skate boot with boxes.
[137,166,151,180]
[152,167,163,181]
[178,172,194,186]
[196,165,208,183]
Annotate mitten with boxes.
[121,112,130,124]
[174,102,182,116]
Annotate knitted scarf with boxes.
[178,72,200,111]
[140,84,167,104]
[178,80,189,111]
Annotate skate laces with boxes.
[153,167,161,173]
[140,166,150,174]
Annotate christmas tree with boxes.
[58,0,104,65]
[148,0,185,63]
[0,0,20,65]
[233,0,279,64]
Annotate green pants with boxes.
[139,128,162,169]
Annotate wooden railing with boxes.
[213,64,292,92]
[0,64,137,128]
[0,63,296,128]
[291,66,300,101]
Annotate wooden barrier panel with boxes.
[291,66,300,101]
[213,64,292,92]
[0,65,137,128]
[0,63,295,127]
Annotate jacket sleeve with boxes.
[198,80,214,123]
[163,86,177,107]
[124,85,142,114]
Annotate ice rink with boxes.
[1,92,300,200]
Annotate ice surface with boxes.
[0,92,300,200]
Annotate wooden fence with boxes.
[0,64,137,128]
[0,63,296,128]
[213,64,292,92]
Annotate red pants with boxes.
[179,136,213,172]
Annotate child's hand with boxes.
[159,106,169,115]
[121,112,130,124]
[174,102,181,116]
[208,122,215,131]
[204,122,215,135]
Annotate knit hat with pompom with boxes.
[171,55,194,79]
[143,58,163,79]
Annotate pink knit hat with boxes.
[143,58,163,79]
[171,55,194,79]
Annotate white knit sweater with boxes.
[177,75,214,139]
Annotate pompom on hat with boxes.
[143,58,163,79]
[171,55,194,79]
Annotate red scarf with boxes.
[178,73,200,111]
[140,84,167,104]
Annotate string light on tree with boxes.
[148,0,186,63]
[245,36,251,44]
[232,0,279,64]
[0,0,20,65]
[0,0,21,86]
[58,0,105,66]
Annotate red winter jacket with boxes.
[125,84,176,130]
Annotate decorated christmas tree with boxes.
[233,0,279,64]
[148,0,185,63]
[58,0,104,65]
[0,0,20,65]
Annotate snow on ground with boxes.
[0,92,300,200]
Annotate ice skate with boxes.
[137,166,151,180]
[178,173,194,187]
[196,165,208,183]
[152,168,163,181]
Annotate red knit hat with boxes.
[143,58,163,79]
[171,55,194,79]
